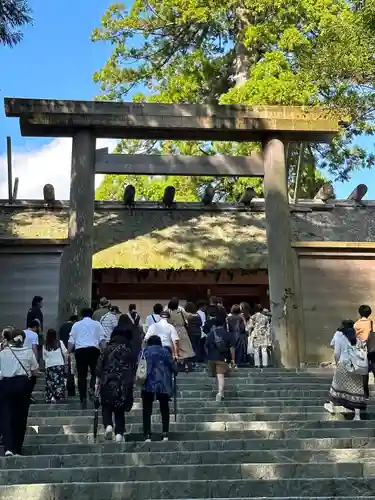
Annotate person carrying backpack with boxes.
[204,307,235,402]
[324,319,367,420]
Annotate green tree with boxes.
[93,0,375,201]
[0,0,32,47]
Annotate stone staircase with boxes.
[1,367,375,500]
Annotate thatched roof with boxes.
[0,201,374,270]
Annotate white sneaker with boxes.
[324,402,335,414]
[115,434,123,443]
[105,425,113,440]
[51,397,56,404]
[353,410,361,421]
[215,392,223,402]
[4,451,13,457]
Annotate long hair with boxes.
[45,328,59,351]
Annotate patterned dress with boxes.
[329,337,367,410]
[249,312,272,349]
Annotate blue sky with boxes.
[0,0,373,199]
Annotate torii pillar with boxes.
[58,130,97,318]
[263,138,300,368]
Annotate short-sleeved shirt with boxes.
[23,329,39,348]
[0,346,39,378]
[144,319,179,349]
[68,317,105,350]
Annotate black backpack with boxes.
[212,326,228,353]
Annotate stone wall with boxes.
[0,203,374,270]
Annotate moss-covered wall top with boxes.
[0,205,373,270]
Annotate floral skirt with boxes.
[45,365,66,402]
[329,362,367,410]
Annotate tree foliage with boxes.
[92,0,375,201]
[0,0,32,47]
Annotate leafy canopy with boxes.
[93,0,375,201]
[0,0,32,47]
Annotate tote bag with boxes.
[136,350,148,385]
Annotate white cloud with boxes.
[0,138,118,200]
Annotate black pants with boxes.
[142,391,170,437]
[30,376,37,395]
[363,361,375,399]
[0,376,31,454]
[102,405,125,435]
[190,336,202,362]
[75,347,100,402]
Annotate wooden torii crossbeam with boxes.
[4,97,344,368]
[95,148,265,177]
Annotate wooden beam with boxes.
[4,98,342,142]
[95,148,264,177]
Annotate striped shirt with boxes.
[99,312,118,341]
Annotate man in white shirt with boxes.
[24,319,40,402]
[144,310,179,356]
[24,319,39,359]
[68,308,106,408]
[145,303,163,332]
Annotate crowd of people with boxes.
[0,295,273,456]
[326,304,375,420]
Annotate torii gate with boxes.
[4,98,341,367]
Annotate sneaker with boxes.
[115,434,123,443]
[162,433,169,442]
[324,402,335,414]
[105,425,113,440]
[215,392,223,402]
[4,451,13,457]
[144,435,151,443]
[51,397,56,404]
[30,396,36,404]
[80,400,87,410]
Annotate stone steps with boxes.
[3,448,375,469]
[21,437,375,456]
[23,421,375,436]
[2,461,375,484]
[25,408,374,423]
[2,478,375,500]
[3,367,375,500]
[20,427,375,444]
[24,419,375,431]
